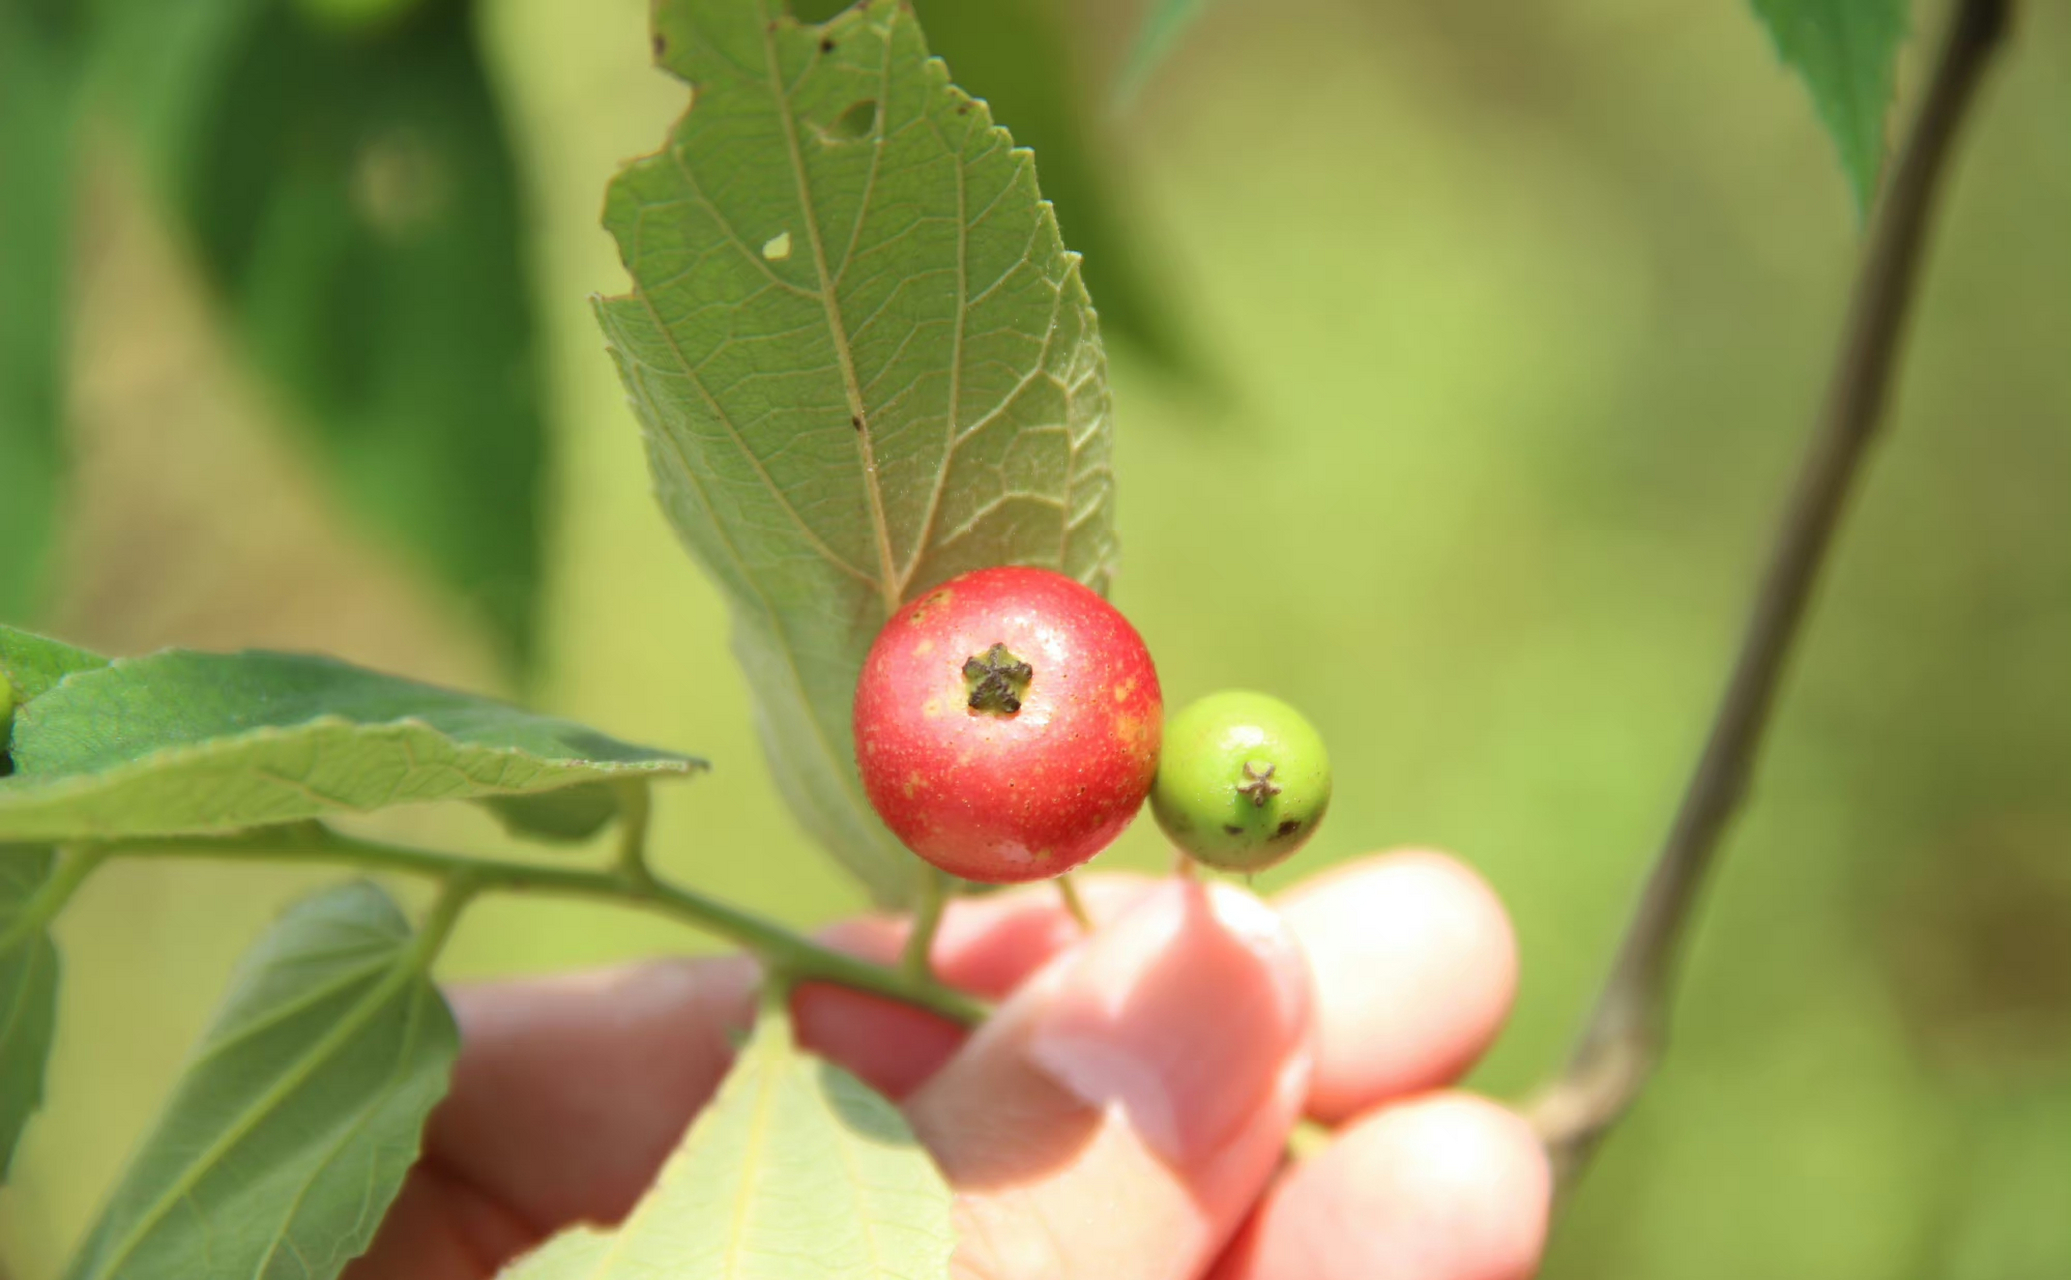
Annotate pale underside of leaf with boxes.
[65,881,458,1280]
[597,0,1116,906]
[500,1006,954,1280]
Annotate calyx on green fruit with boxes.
[1152,690,1331,872]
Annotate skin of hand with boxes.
[346,850,1548,1280]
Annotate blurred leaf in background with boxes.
[793,0,1202,378]
[911,0,1202,379]
[90,0,548,662]
[1748,0,1910,213]
[0,0,85,621]
[1115,0,1211,107]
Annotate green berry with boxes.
[1151,690,1331,872]
[0,668,13,736]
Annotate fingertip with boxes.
[907,878,1314,1279]
[430,957,757,1229]
[818,873,1163,997]
[1277,850,1518,1119]
[1217,1093,1550,1280]
[794,873,1164,1097]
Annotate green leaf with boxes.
[598,0,1116,906]
[65,880,460,1280]
[1748,0,1909,214]
[94,0,549,658]
[0,623,107,706]
[1115,0,1212,108]
[480,781,622,844]
[500,1003,953,1279]
[0,643,704,841]
[0,848,62,1181]
[0,0,84,619]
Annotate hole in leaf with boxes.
[822,99,877,142]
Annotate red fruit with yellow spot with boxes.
[854,566,1162,883]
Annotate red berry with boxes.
[854,566,1163,884]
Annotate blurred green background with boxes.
[2,0,2066,1275]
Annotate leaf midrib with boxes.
[758,3,900,616]
[77,926,434,1280]
[250,980,442,1277]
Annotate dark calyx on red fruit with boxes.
[854,566,1162,884]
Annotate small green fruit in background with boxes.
[0,668,14,740]
[1152,690,1331,872]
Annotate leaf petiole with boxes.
[0,846,110,953]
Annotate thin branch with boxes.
[92,823,988,1027]
[1528,0,2012,1188]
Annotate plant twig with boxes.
[1528,0,2011,1189]
[92,823,988,1027]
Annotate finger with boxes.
[816,873,1159,997]
[397,954,761,1260]
[1274,850,1518,1121]
[1210,1093,1550,1280]
[360,875,1159,1277]
[803,874,1160,1098]
[905,879,1313,1280]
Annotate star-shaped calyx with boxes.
[1235,760,1282,808]
[963,642,1034,715]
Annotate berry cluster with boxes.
[854,566,1332,884]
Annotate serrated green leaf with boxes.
[0,644,704,841]
[598,0,1116,906]
[1748,0,1909,215]
[94,0,548,658]
[1115,0,1212,108]
[0,847,61,1181]
[0,0,83,620]
[65,881,459,1280]
[500,1004,953,1280]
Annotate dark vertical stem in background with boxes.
[1529,0,2013,1188]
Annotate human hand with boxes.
[347,850,1548,1280]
